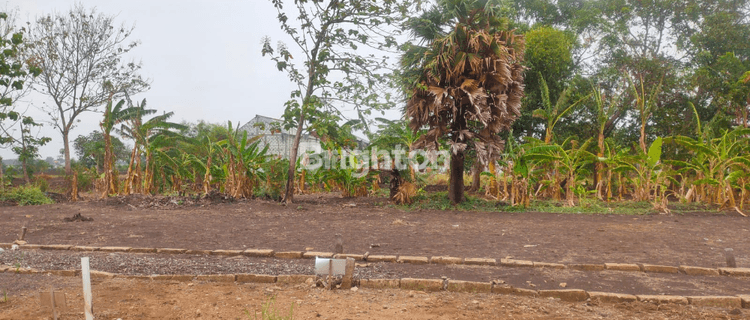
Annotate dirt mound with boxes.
[97,192,236,209]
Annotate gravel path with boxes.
[3,248,750,297]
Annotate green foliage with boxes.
[74,131,129,170]
[70,164,98,192]
[0,185,53,205]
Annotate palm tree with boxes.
[405,1,525,204]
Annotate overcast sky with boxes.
[1,0,398,160]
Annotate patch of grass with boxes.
[394,191,500,212]
[390,191,713,215]
[1,290,7,303]
[505,199,653,215]
[0,186,53,206]
[245,295,294,320]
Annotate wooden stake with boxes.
[327,259,334,290]
[81,257,94,320]
[726,248,737,268]
[340,258,355,289]
[334,234,343,255]
[50,287,57,320]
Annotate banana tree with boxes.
[625,73,663,154]
[118,103,185,194]
[611,137,665,203]
[591,84,623,200]
[99,96,145,197]
[216,121,269,199]
[664,102,750,210]
[532,74,590,144]
[524,137,596,206]
[666,128,750,209]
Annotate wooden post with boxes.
[334,234,343,255]
[327,259,334,290]
[50,287,58,320]
[726,248,737,268]
[81,257,94,320]
[340,258,355,289]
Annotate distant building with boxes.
[238,115,322,159]
[238,115,368,159]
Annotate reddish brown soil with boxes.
[2,192,750,319]
[1,274,746,320]
[1,193,747,269]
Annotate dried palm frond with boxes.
[393,181,417,205]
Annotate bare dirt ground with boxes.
[1,192,750,319]
[1,193,747,268]
[0,274,746,320]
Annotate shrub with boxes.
[0,186,54,206]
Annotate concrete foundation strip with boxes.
[1,263,748,310]
[2,242,750,280]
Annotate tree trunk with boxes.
[389,169,401,201]
[21,158,29,184]
[470,160,481,191]
[448,150,465,205]
[102,132,115,198]
[282,110,306,204]
[63,130,72,175]
[0,157,4,190]
[124,145,138,194]
[488,161,498,198]
[639,121,647,154]
[595,131,605,199]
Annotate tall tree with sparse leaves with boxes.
[26,4,149,174]
[262,0,421,204]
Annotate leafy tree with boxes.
[10,117,50,184]
[406,1,526,204]
[0,10,41,122]
[0,11,44,185]
[26,4,149,174]
[73,131,128,172]
[516,26,575,139]
[262,0,420,203]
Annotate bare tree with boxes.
[26,4,149,174]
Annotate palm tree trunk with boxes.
[449,150,465,205]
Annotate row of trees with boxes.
[1,0,749,210]
[263,0,750,206]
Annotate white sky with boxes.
[2,0,398,160]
